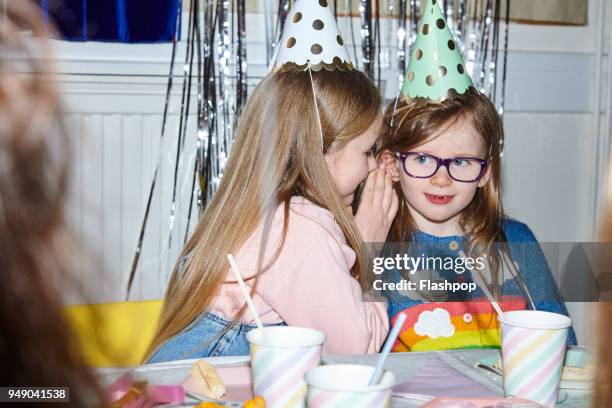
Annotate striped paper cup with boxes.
[500,310,572,407]
[246,326,325,408]
[304,364,395,408]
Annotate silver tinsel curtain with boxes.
[126,0,513,299]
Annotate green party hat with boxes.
[401,0,475,102]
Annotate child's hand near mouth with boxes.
[354,164,399,243]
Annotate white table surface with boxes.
[98,349,591,407]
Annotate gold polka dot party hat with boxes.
[269,0,353,72]
[401,0,476,102]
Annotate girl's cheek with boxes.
[456,182,478,195]
[361,157,370,182]
[400,174,419,193]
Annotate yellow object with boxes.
[193,395,265,408]
[65,300,163,367]
[243,396,266,408]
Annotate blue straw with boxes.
[368,312,407,385]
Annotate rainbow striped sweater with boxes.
[385,218,577,352]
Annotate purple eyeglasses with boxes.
[397,152,488,183]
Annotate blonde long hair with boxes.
[146,68,381,358]
[380,89,507,299]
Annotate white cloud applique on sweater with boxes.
[414,308,455,338]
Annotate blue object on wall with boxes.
[38,0,181,43]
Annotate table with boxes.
[98,349,590,407]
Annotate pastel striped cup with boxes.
[500,310,572,407]
[246,326,325,408]
[304,364,395,408]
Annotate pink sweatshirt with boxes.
[210,196,389,354]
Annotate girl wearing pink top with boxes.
[145,69,397,362]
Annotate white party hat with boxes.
[270,0,353,71]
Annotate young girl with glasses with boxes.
[379,87,577,352]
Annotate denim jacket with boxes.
[147,311,287,363]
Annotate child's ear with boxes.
[379,149,400,182]
[478,165,492,188]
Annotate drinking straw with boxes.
[227,254,264,330]
[368,312,407,385]
[458,250,506,321]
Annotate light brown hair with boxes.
[593,181,612,406]
[380,88,507,298]
[0,1,102,405]
[146,68,382,359]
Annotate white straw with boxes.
[227,254,264,330]
[459,250,505,321]
[368,312,407,385]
